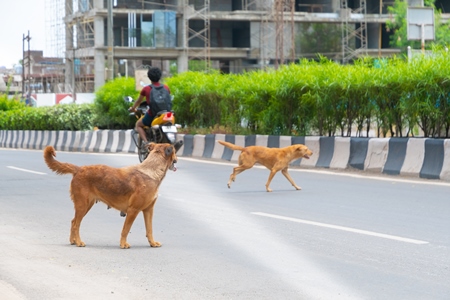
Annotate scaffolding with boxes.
[273,0,296,68]
[43,0,66,93]
[45,0,65,59]
[45,0,95,93]
[341,0,368,63]
[43,0,384,93]
[69,0,96,93]
[184,0,211,71]
[251,0,295,69]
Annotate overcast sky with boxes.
[0,0,47,68]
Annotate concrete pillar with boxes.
[177,0,189,73]
[177,52,188,73]
[94,51,106,91]
[94,0,106,90]
[65,0,73,93]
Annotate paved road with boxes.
[1,148,449,300]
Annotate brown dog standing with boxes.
[218,140,313,192]
[43,142,181,249]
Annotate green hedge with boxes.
[166,50,450,137]
[0,103,95,131]
[0,77,137,131]
[92,77,138,129]
[1,50,450,137]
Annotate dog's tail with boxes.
[43,146,80,175]
[217,140,245,151]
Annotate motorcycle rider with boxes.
[128,66,171,146]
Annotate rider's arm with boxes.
[129,94,145,112]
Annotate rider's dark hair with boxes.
[147,67,162,82]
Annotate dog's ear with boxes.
[296,144,307,154]
[165,145,173,157]
[174,140,183,153]
[148,142,156,152]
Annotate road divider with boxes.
[1,130,449,182]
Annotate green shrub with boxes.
[0,94,26,111]
[167,50,450,137]
[0,102,95,131]
[2,49,450,138]
[92,77,138,129]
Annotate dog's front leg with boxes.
[265,170,279,192]
[281,168,301,190]
[143,204,161,247]
[120,209,139,249]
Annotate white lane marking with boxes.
[3,149,449,187]
[252,212,429,245]
[7,166,47,175]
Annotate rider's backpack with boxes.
[149,84,171,115]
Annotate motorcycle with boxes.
[125,96,182,163]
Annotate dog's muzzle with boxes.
[169,159,178,171]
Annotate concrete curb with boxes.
[383,138,408,175]
[329,137,350,169]
[365,138,389,173]
[421,139,444,180]
[1,130,449,181]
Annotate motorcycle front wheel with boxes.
[137,136,148,163]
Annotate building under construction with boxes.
[43,0,450,93]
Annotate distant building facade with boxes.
[43,0,450,93]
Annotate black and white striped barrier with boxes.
[0,129,138,154]
[1,130,449,181]
[175,134,450,181]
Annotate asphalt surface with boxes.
[1,148,449,300]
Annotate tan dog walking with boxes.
[43,142,181,249]
[218,140,313,192]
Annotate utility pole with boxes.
[22,31,31,96]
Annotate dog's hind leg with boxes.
[227,153,255,188]
[227,165,251,188]
[119,208,140,249]
[70,200,94,247]
[281,168,301,190]
[142,201,161,247]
